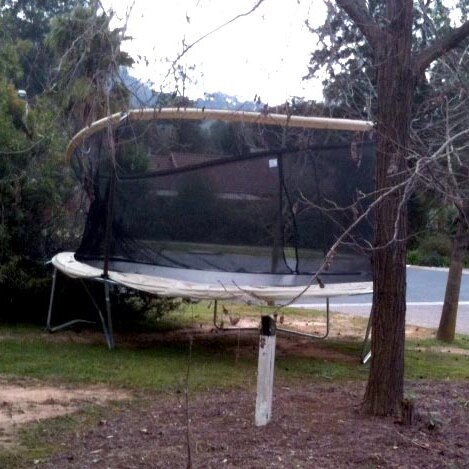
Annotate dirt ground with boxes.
[37,381,469,469]
[2,313,469,468]
[0,381,128,450]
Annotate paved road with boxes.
[296,266,469,334]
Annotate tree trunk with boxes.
[437,217,469,342]
[362,1,413,416]
[335,0,469,417]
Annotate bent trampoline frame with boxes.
[47,252,373,357]
[50,107,375,356]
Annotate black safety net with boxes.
[72,115,374,286]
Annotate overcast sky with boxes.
[102,0,324,104]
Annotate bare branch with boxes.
[412,20,469,76]
[272,177,409,309]
[163,0,266,85]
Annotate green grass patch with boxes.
[0,334,360,391]
[2,325,468,390]
[302,337,469,381]
[406,334,469,351]
[318,339,364,356]
[276,356,365,381]
[15,413,87,466]
[0,452,24,469]
[0,337,255,391]
[405,349,469,380]
[0,323,44,336]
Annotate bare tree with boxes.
[308,1,469,343]
[438,214,469,341]
[426,46,469,343]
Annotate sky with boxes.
[102,0,325,104]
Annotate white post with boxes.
[255,315,276,426]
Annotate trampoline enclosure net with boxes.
[72,116,374,285]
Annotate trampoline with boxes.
[47,108,375,348]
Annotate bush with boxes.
[419,234,452,258]
[0,257,52,323]
[406,233,452,267]
[406,249,420,265]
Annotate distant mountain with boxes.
[195,92,261,111]
[118,69,261,111]
[118,68,159,108]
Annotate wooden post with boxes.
[255,315,276,426]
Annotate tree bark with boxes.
[437,217,469,342]
[335,0,469,416]
[336,0,412,417]
[361,1,413,416]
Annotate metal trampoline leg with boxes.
[78,279,114,349]
[276,297,331,339]
[47,269,95,333]
[46,268,58,332]
[103,282,115,349]
[213,300,222,329]
[360,310,372,364]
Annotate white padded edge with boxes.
[52,252,373,304]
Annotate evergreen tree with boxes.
[0,2,133,320]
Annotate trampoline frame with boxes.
[48,107,375,356]
[212,298,331,340]
[46,254,373,358]
[46,267,116,349]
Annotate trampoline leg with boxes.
[325,297,330,337]
[276,297,331,340]
[78,280,114,349]
[46,269,95,333]
[360,310,372,364]
[103,282,115,349]
[213,300,222,329]
[46,268,58,332]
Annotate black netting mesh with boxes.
[72,116,374,285]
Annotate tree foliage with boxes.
[0,0,88,94]
[46,4,133,129]
[0,1,133,320]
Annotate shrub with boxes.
[406,233,452,267]
[419,233,452,258]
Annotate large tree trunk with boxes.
[336,0,469,417]
[437,217,469,342]
[361,1,413,416]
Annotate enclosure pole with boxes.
[271,155,284,273]
[102,127,118,278]
[255,315,277,426]
[104,282,115,349]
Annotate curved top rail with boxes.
[65,107,374,159]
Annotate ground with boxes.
[0,382,127,450]
[39,381,469,469]
[1,312,469,468]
